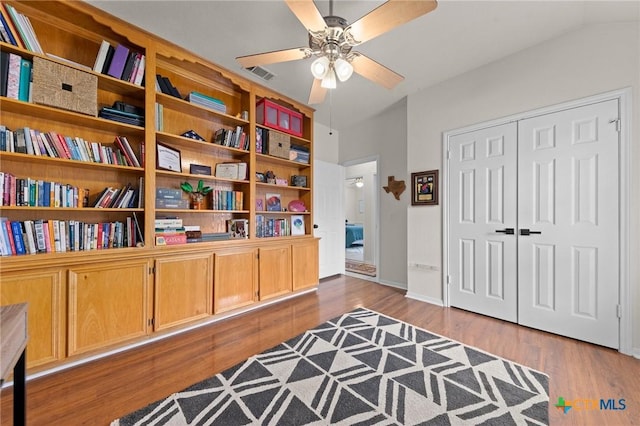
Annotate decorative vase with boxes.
[190,193,204,210]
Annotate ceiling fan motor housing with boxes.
[309,15,353,59]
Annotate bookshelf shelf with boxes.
[0,152,144,172]
[157,93,249,126]
[255,182,311,192]
[257,124,312,147]
[155,131,250,155]
[256,153,311,169]
[155,209,249,214]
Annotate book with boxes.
[107,44,130,79]
[93,40,111,72]
[0,51,9,97]
[10,220,26,255]
[101,44,115,74]
[266,193,282,212]
[121,51,138,82]
[132,54,145,86]
[6,52,20,99]
[0,5,18,47]
[3,3,29,50]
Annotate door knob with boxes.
[520,229,541,236]
[313,224,318,229]
[495,228,515,235]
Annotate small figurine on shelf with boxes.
[265,170,276,184]
[180,179,212,210]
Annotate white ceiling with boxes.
[89,0,639,132]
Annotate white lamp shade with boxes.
[311,56,330,79]
[334,57,353,82]
[321,68,337,89]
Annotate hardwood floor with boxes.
[1,275,639,425]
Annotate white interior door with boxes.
[314,160,345,278]
[448,123,518,322]
[517,100,619,348]
[447,99,621,349]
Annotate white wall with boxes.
[406,22,640,351]
[340,99,408,288]
[313,122,339,164]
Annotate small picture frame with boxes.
[411,170,439,206]
[265,193,282,211]
[291,215,305,236]
[157,142,182,172]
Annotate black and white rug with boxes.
[112,308,549,425]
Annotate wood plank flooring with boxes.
[1,275,639,425]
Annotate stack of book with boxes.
[155,217,186,245]
[93,41,145,86]
[155,188,188,209]
[99,103,144,127]
[0,2,43,53]
[186,91,226,114]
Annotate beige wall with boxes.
[340,99,408,288]
[406,22,640,353]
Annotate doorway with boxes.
[344,160,378,279]
[444,91,631,351]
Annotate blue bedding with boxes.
[345,224,363,247]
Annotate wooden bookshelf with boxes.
[0,0,318,374]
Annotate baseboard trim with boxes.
[378,279,407,290]
[633,348,640,360]
[405,292,444,307]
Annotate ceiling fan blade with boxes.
[285,0,327,34]
[345,0,438,46]
[351,53,404,90]
[308,78,327,104]
[236,47,309,68]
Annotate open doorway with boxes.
[344,160,378,279]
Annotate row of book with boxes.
[211,190,244,211]
[0,216,142,256]
[255,215,291,238]
[0,125,143,167]
[93,41,145,86]
[214,126,249,151]
[186,91,226,114]
[0,2,43,53]
[93,183,141,209]
[0,52,31,101]
[155,74,182,99]
[0,173,86,208]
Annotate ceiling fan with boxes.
[236,0,438,105]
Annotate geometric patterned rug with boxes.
[345,260,377,277]
[111,308,549,425]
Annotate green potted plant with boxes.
[181,179,212,210]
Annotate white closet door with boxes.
[448,123,518,322]
[517,100,620,348]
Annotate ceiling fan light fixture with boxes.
[355,177,364,188]
[334,57,353,82]
[311,56,330,79]
[321,68,337,89]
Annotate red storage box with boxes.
[256,98,303,137]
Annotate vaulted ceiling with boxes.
[89,0,639,132]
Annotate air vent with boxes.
[245,66,276,81]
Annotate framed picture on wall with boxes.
[411,170,439,206]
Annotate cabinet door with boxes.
[0,269,65,368]
[68,260,150,356]
[259,245,292,300]
[155,253,213,330]
[292,239,319,290]
[214,248,257,314]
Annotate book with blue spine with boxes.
[10,220,26,254]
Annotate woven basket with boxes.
[31,57,97,116]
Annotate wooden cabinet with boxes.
[259,244,292,300]
[67,260,150,356]
[154,253,213,330]
[213,247,257,314]
[292,239,319,290]
[0,269,65,368]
